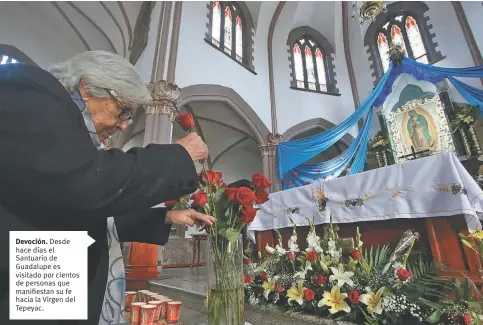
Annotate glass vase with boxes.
[207,234,245,325]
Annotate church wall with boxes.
[174,1,273,131]
[272,2,357,136]
[461,1,483,54]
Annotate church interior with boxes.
[2,1,483,324]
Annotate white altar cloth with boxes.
[248,152,483,242]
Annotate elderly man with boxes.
[0,51,214,325]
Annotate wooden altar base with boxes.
[256,215,483,284]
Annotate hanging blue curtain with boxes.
[447,76,483,111]
[282,109,373,189]
[277,65,393,178]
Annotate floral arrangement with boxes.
[170,113,272,325]
[244,219,479,324]
[450,107,475,134]
[367,131,391,167]
[388,44,405,66]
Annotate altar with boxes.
[248,151,483,282]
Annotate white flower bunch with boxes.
[382,295,424,322]
[288,234,300,253]
[305,230,324,254]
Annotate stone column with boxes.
[128,80,180,279]
[143,80,180,146]
[259,142,281,193]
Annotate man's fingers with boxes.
[184,215,195,226]
[190,210,215,226]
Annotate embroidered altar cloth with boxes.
[248,152,483,242]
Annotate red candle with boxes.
[130,302,146,325]
[140,305,157,325]
[148,300,163,324]
[125,291,137,312]
[137,290,150,303]
[160,299,172,320]
[167,301,182,324]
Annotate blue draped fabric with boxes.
[282,110,373,189]
[277,65,393,178]
[278,55,483,188]
[448,76,483,112]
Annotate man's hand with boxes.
[175,133,209,162]
[166,209,215,227]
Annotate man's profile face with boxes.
[79,79,135,141]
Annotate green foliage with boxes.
[404,256,452,301]
[363,245,392,271]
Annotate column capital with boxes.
[259,143,277,156]
[145,80,181,120]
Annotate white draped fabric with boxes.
[248,152,483,242]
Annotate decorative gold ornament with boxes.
[352,1,387,25]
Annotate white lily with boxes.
[288,235,300,253]
[360,287,385,315]
[294,261,313,279]
[329,264,354,288]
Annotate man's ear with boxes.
[78,78,92,99]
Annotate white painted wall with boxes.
[461,1,483,54]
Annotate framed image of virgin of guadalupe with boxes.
[387,96,456,163]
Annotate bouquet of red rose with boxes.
[171,113,272,325]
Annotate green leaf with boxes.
[461,239,475,249]
[226,228,240,243]
[426,310,441,324]
[219,228,227,238]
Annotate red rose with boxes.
[292,171,297,176]
[252,173,272,189]
[201,170,222,185]
[304,288,315,301]
[255,190,269,204]
[236,187,257,205]
[191,191,208,206]
[352,249,362,260]
[304,181,310,185]
[464,314,471,325]
[260,272,268,280]
[244,275,253,284]
[218,180,226,188]
[244,258,251,265]
[275,284,283,293]
[175,113,196,131]
[286,252,294,260]
[240,205,257,224]
[306,251,318,262]
[396,268,412,281]
[315,275,326,285]
[348,290,360,304]
[165,200,176,209]
[225,188,238,201]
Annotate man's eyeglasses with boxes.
[107,89,133,123]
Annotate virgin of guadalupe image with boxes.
[407,109,435,151]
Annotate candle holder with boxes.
[167,301,182,324]
[131,302,146,325]
[140,304,157,325]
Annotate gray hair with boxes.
[48,51,152,105]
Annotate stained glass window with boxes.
[209,2,247,64]
[315,48,327,92]
[235,15,243,62]
[291,36,330,92]
[374,13,431,73]
[224,7,232,54]
[211,1,221,46]
[293,44,304,88]
[390,25,407,55]
[377,33,390,72]
[0,55,17,65]
[405,16,427,63]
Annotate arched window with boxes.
[206,1,255,71]
[0,55,18,65]
[287,27,339,95]
[364,2,443,83]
